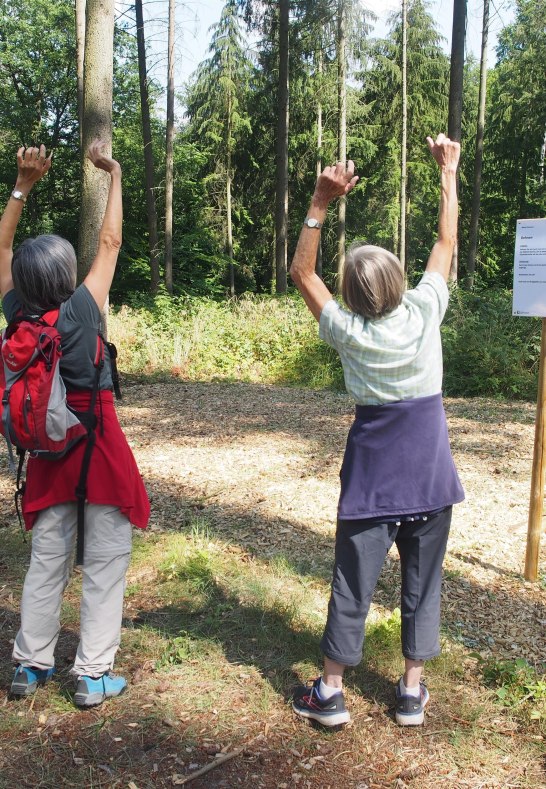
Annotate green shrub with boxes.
[108,287,541,400]
[476,656,546,718]
[442,287,541,399]
[109,292,345,388]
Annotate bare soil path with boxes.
[125,381,545,666]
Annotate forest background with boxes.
[0,0,545,399]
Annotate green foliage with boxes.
[0,0,79,245]
[351,0,450,268]
[2,0,545,391]
[110,289,541,401]
[477,0,546,286]
[365,608,401,656]
[109,292,343,387]
[159,631,222,667]
[442,287,541,399]
[476,656,546,717]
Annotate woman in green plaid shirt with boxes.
[290,134,464,728]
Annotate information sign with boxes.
[512,218,546,317]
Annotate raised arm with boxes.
[425,134,461,282]
[0,145,52,297]
[83,140,122,311]
[289,161,358,321]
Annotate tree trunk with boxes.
[466,0,489,289]
[337,0,347,273]
[135,0,160,293]
[316,47,323,278]
[399,0,408,271]
[540,124,546,186]
[518,149,528,218]
[225,48,235,297]
[447,0,467,282]
[164,0,175,294]
[75,0,85,150]
[227,96,234,297]
[78,0,114,285]
[274,0,289,294]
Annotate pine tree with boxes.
[185,0,252,294]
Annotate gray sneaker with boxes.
[292,677,351,727]
[395,679,430,725]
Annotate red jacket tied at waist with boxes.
[22,390,150,531]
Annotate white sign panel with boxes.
[513,218,546,316]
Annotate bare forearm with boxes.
[289,161,358,321]
[290,197,328,283]
[84,163,123,310]
[0,175,34,249]
[425,134,460,281]
[0,200,20,295]
[98,166,122,250]
[0,178,34,294]
[0,199,23,252]
[426,167,458,280]
[438,167,458,247]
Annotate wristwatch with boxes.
[303,217,322,229]
[11,190,27,203]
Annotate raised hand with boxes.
[87,139,121,174]
[426,133,460,173]
[16,145,52,191]
[312,160,359,209]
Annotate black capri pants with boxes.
[320,506,452,666]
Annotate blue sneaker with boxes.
[74,672,127,707]
[10,665,55,697]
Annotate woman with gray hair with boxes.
[0,143,149,707]
[290,134,464,727]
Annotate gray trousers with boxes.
[13,502,132,677]
[320,507,452,666]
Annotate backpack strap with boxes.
[2,389,17,474]
[14,448,27,543]
[74,333,104,567]
[105,341,122,400]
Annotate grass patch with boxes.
[1,515,545,787]
[476,656,546,720]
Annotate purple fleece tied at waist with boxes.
[338,392,464,521]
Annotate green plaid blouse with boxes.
[319,272,449,405]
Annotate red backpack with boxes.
[0,309,120,565]
[0,310,88,470]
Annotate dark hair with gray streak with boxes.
[340,243,405,319]
[12,234,77,314]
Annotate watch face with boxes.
[306,218,320,228]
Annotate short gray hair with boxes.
[12,235,77,314]
[340,243,405,319]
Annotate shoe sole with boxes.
[395,709,425,725]
[74,686,126,708]
[395,690,430,726]
[10,676,52,697]
[10,682,38,697]
[292,702,350,727]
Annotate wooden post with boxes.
[525,318,546,581]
